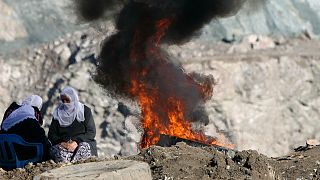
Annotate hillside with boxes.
[1,31,320,157]
[1,0,320,179]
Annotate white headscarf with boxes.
[52,86,85,127]
[2,95,43,131]
[21,94,43,110]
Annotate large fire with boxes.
[129,19,234,149]
[76,1,247,151]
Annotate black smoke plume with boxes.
[74,0,260,144]
[75,0,247,97]
[74,0,120,21]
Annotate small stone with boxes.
[25,162,34,168]
[17,168,24,171]
[226,150,236,159]
[60,46,71,61]
[54,40,60,46]
[81,39,90,48]
[49,160,56,164]
[114,155,120,160]
[306,139,320,147]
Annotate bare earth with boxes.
[1,142,320,179]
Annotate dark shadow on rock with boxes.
[40,78,64,117]
[68,44,81,66]
[99,120,109,138]
[117,102,131,118]
[83,54,97,65]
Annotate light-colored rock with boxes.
[120,141,139,156]
[98,138,122,156]
[182,43,320,156]
[200,0,320,42]
[34,160,152,180]
[0,0,27,41]
[54,44,72,62]
[125,116,142,142]
[306,139,320,147]
[69,74,89,90]
[228,35,276,53]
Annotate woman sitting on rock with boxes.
[48,86,97,163]
[0,95,51,161]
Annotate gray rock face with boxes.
[0,0,319,54]
[0,0,27,41]
[171,38,320,156]
[200,0,320,41]
[0,0,82,53]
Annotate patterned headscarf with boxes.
[52,86,85,127]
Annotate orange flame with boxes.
[129,18,234,149]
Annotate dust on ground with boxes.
[1,142,320,180]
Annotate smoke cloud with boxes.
[74,0,267,145]
[74,0,120,21]
[75,0,250,97]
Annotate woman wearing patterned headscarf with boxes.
[0,95,50,162]
[48,86,97,163]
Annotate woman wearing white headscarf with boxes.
[48,86,97,163]
[1,95,43,130]
[0,95,50,162]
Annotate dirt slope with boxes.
[1,141,320,180]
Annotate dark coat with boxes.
[48,105,97,156]
[0,102,50,161]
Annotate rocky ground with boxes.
[1,140,320,180]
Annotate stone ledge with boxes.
[33,160,152,180]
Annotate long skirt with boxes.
[49,142,92,163]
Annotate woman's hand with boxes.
[60,141,78,152]
[68,141,78,152]
[60,142,69,149]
